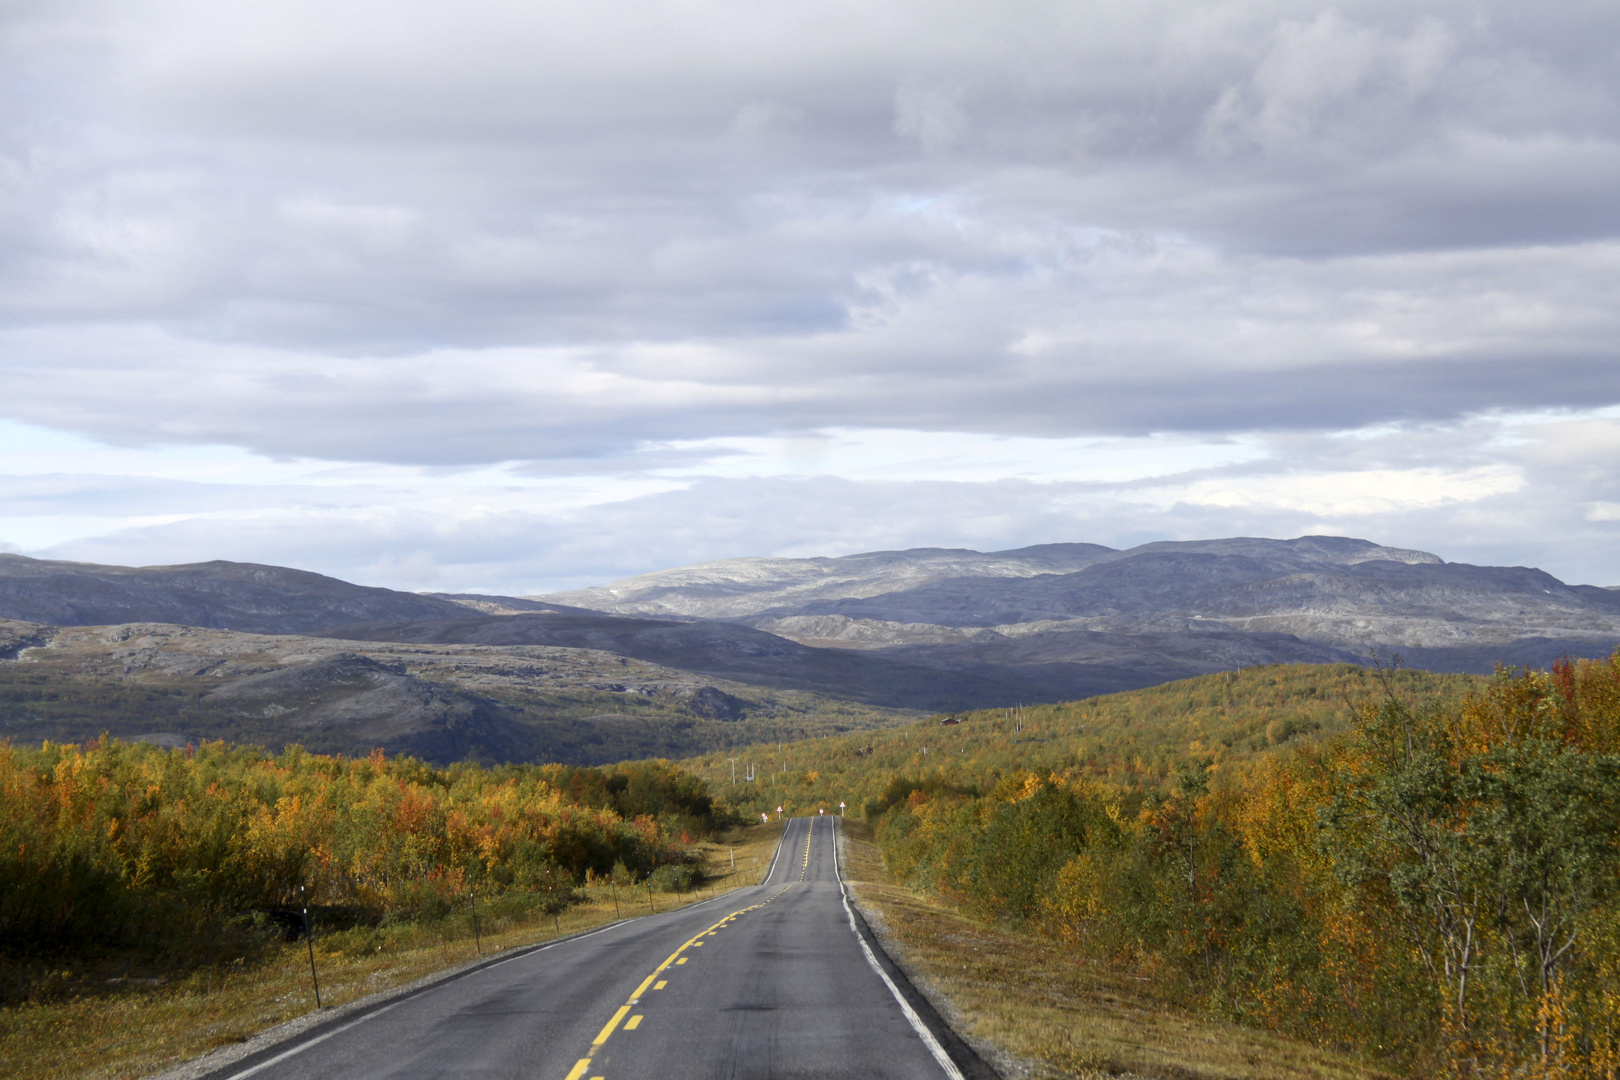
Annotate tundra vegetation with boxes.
[859,658,1620,1078]
[6,658,1617,1079]
[0,741,732,1006]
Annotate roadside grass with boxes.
[0,821,785,1080]
[839,819,1396,1080]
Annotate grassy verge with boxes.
[838,819,1395,1080]
[0,822,785,1080]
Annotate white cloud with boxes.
[1129,465,1524,516]
[1200,11,1454,153]
[5,406,1617,593]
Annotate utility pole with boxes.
[729,758,738,786]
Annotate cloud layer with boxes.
[1,0,1617,589]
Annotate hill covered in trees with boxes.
[679,662,1487,817]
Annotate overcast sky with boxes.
[2,0,1618,594]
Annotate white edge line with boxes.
[221,830,789,1080]
[215,1001,407,1080]
[214,918,627,1080]
[832,819,966,1080]
[763,820,787,884]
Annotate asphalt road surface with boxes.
[204,817,990,1080]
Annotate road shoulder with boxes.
[836,820,1394,1080]
[145,930,601,1080]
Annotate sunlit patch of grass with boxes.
[0,822,786,1080]
[838,820,1395,1080]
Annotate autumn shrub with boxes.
[870,653,1620,1078]
[0,738,718,981]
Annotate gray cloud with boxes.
[1,0,1618,586]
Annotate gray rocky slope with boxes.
[4,537,1619,766]
[538,536,1620,671]
[0,618,916,765]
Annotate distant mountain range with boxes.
[538,535,1620,670]
[2,537,1616,765]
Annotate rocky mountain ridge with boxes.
[537,536,1620,663]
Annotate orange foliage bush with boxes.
[0,738,715,960]
[873,653,1620,1077]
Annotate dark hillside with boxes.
[0,554,473,633]
[321,612,1145,710]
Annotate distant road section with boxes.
[201,818,985,1080]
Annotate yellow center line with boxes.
[557,884,794,1079]
[592,1006,631,1048]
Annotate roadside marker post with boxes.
[300,884,322,1008]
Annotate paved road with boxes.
[208,817,984,1080]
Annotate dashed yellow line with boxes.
[558,877,795,1080]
